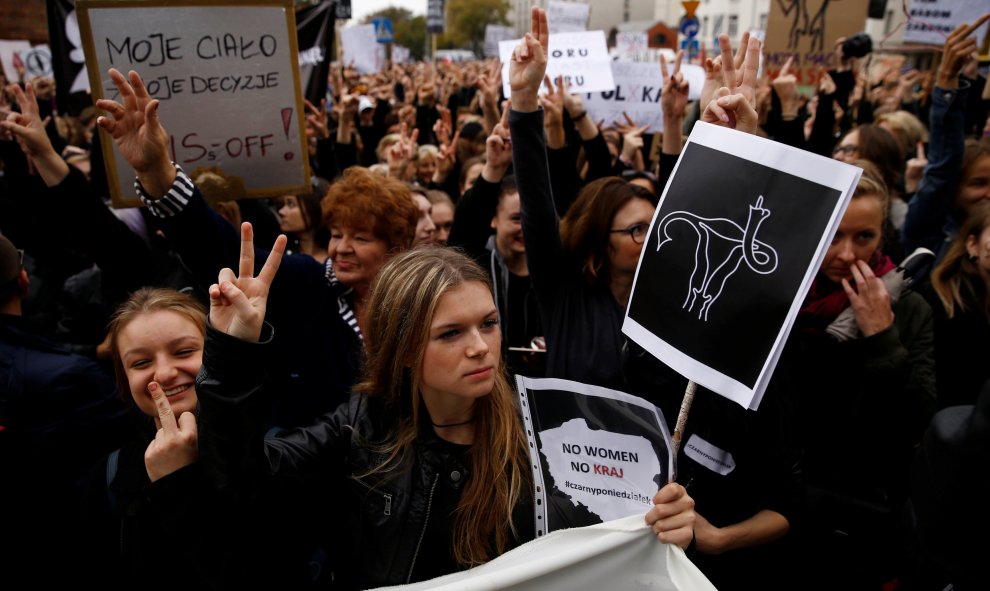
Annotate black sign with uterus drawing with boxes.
[623,123,859,410]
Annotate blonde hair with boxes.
[355,246,530,566]
[107,288,206,398]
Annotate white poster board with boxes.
[340,24,382,74]
[547,1,591,33]
[16,44,53,81]
[585,61,665,132]
[484,24,514,58]
[0,40,31,79]
[623,122,861,410]
[77,0,310,208]
[903,0,990,45]
[498,30,614,97]
[391,44,410,64]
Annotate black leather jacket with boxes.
[197,325,533,589]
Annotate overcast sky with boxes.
[349,0,425,24]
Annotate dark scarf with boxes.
[798,252,897,335]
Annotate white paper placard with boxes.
[498,30,614,97]
[547,1,591,33]
[0,40,31,80]
[340,24,381,74]
[903,0,990,45]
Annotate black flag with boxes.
[46,0,90,115]
[296,0,336,106]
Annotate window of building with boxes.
[728,14,738,37]
[759,13,767,31]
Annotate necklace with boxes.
[431,417,475,428]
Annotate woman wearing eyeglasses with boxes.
[510,65,659,389]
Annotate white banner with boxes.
[340,24,381,74]
[368,515,716,591]
[499,30,614,96]
[547,1,590,33]
[903,0,990,44]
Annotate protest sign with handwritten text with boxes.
[499,30,614,97]
[547,1,590,33]
[903,0,990,45]
[77,0,309,208]
[763,0,868,87]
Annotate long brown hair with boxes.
[932,200,990,320]
[355,246,530,566]
[107,288,206,398]
[559,177,657,291]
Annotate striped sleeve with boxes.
[135,164,195,218]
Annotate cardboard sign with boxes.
[763,0,869,86]
[340,24,382,74]
[498,30,614,97]
[903,0,990,45]
[623,122,861,410]
[484,24,514,58]
[77,0,310,208]
[547,1,590,33]
[517,376,673,535]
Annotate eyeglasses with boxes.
[610,223,650,244]
[832,144,858,157]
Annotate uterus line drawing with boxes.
[655,195,779,321]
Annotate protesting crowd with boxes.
[2,5,990,590]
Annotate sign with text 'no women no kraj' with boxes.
[77,0,310,208]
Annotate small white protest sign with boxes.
[499,30,614,97]
[391,44,410,64]
[615,32,648,57]
[517,376,672,535]
[584,60,704,133]
[77,0,310,208]
[0,40,31,79]
[547,1,590,33]
[903,0,989,45]
[585,61,665,132]
[17,44,53,81]
[340,24,381,74]
[539,418,660,522]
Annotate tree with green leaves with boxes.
[362,7,428,61]
[438,0,510,56]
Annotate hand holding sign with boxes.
[644,482,696,549]
[96,68,175,198]
[509,7,549,113]
[144,381,198,482]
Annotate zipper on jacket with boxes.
[406,474,440,583]
[384,493,392,516]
